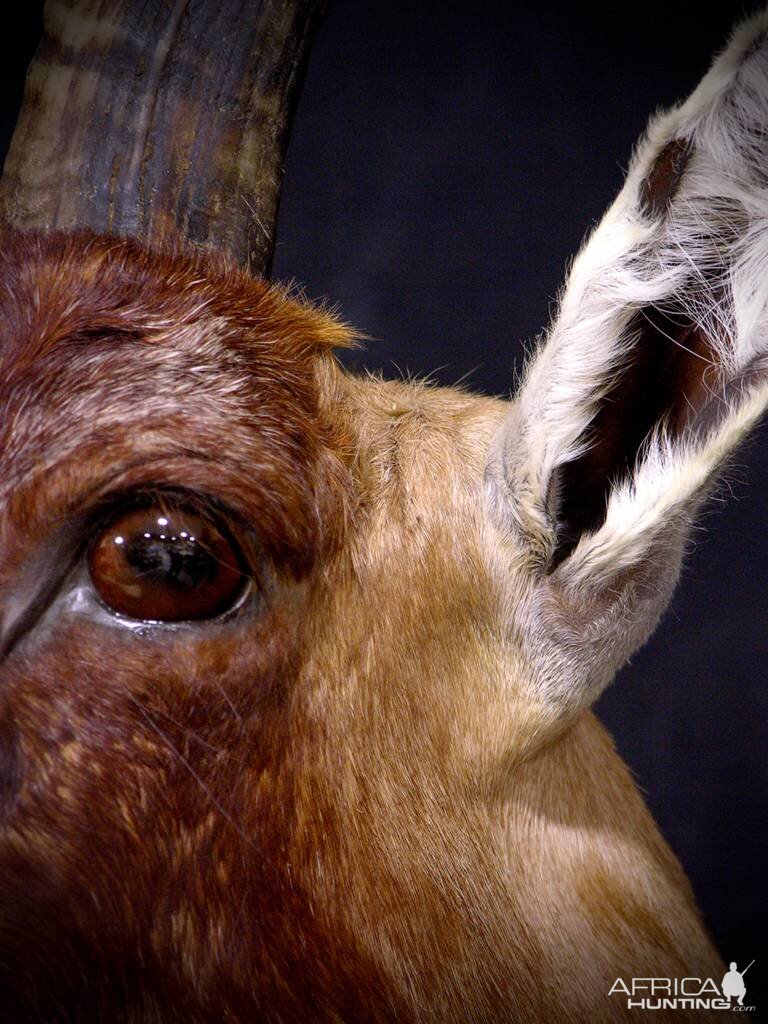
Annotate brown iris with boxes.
[88,505,247,622]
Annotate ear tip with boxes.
[726,6,768,54]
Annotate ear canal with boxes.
[548,307,719,570]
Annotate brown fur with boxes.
[0,232,723,1021]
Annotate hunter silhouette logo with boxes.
[721,961,754,1007]
[609,960,756,1012]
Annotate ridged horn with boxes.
[0,0,324,275]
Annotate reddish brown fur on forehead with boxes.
[0,230,355,574]
[0,229,354,367]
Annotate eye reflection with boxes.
[88,505,248,622]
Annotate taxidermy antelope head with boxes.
[0,2,765,1021]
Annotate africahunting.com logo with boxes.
[609,960,755,1012]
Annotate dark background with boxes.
[2,0,766,1001]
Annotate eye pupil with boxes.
[123,533,218,590]
[89,505,247,622]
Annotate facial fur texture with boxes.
[0,231,726,1022]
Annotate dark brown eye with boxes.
[88,505,248,622]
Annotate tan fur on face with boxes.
[302,367,722,1021]
[0,231,723,1022]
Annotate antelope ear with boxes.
[487,10,768,720]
